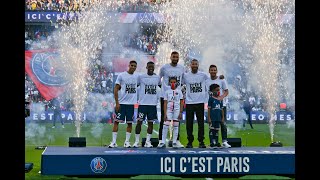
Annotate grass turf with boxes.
[25,123,295,180]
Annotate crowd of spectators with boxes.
[25,0,295,117]
[124,32,160,55]
[25,25,58,50]
[25,34,295,115]
[25,65,114,119]
[222,41,295,113]
[85,65,114,94]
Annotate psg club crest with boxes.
[90,157,107,173]
[31,52,69,86]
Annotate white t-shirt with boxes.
[249,96,256,105]
[101,80,106,87]
[205,77,229,106]
[159,63,185,97]
[138,73,161,106]
[182,71,208,104]
[115,71,139,105]
[164,89,183,111]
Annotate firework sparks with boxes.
[35,0,294,141]
[157,0,294,141]
[53,1,116,137]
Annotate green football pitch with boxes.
[25,122,295,180]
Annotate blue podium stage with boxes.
[41,146,295,176]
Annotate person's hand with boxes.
[115,103,120,112]
[208,118,212,126]
[216,96,224,101]
[164,115,167,121]
[219,75,224,79]
[178,112,182,120]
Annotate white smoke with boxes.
[25,122,54,146]
[25,0,294,142]
[30,102,46,114]
[286,120,295,129]
[157,0,294,141]
[50,1,122,137]
[90,123,105,139]
[154,42,176,70]
[85,92,114,123]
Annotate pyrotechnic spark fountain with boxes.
[156,0,294,142]
[54,1,117,137]
[44,0,294,142]
[241,0,295,142]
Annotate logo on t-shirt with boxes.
[145,85,157,94]
[125,84,136,93]
[190,83,202,93]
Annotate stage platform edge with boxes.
[41,146,295,176]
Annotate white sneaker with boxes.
[157,142,166,148]
[132,142,139,148]
[172,142,179,149]
[222,141,231,148]
[62,125,65,128]
[175,140,184,148]
[52,126,55,128]
[124,141,131,148]
[108,142,118,148]
[144,141,153,148]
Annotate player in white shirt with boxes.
[205,64,231,148]
[132,61,161,148]
[108,60,139,148]
[159,51,185,148]
[157,77,184,148]
[182,59,208,148]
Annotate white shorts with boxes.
[166,109,180,120]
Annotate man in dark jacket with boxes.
[50,97,64,128]
[242,99,253,129]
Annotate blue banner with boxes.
[275,111,294,121]
[27,110,294,123]
[41,147,295,175]
[29,111,86,122]
[25,12,79,22]
[249,111,269,121]
[25,12,166,23]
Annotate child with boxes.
[207,83,231,148]
[157,77,184,148]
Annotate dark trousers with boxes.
[53,110,64,126]
[159,98,180,141]
[221,106,228,141]
[186,103,204,143]
[243,112,254,129]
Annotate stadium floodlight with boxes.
[25,163,33,173]
[69,137,86,147]
[270,141,283,147]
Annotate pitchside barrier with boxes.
[27,110,294,124]
[41,146,295,177]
